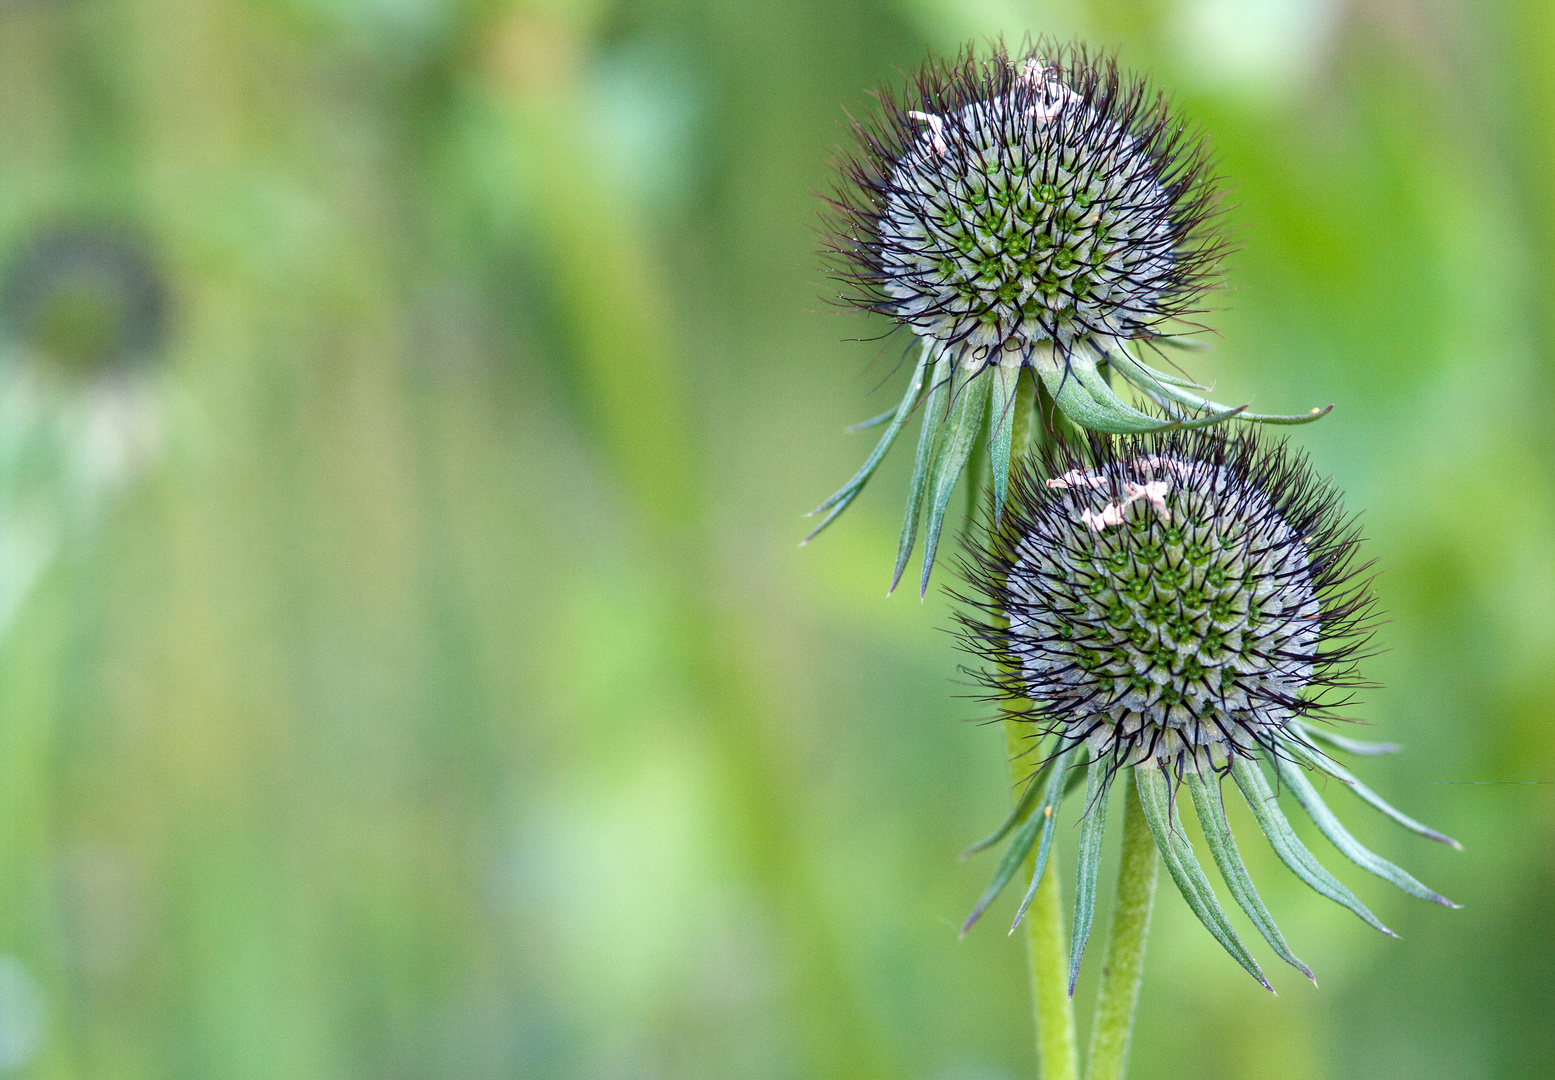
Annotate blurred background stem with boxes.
[477,9,890,1078]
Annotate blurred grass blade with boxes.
[1186,767,1313,982]
[890,350,951,594]
[919,368,992,596]
[1275,755,1457,907]
[1133,762,1271,989]
[1285,738,1462,849]
[806,341,933,543]
[1010,745,1078,931]
[1296,722,1401,756]
[1068,756,1111,994]
[1230,755,1394,935]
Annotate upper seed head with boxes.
[827,42,1224,368]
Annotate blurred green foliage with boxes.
[0,1,1550,1078]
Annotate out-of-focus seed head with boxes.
[0,223,172,528]
[959,427,1374,774]
[0,225,170,378]
[827,41,1223,368]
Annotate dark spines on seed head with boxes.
[954,427,1377,778]
[824,41,1226,369]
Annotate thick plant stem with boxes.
[1085,773,1159,1080]
[1004,718,1080,1080]
[991,369,1078,1080]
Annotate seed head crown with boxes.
[829,41,1222,367]
[960,428,1373,774]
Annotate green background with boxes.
[0,1,1550,1078]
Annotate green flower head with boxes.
[955,427,1458,989]
[807,41,1329,593]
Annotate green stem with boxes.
[1004,718,1080,1080]
[994,369,1077,1080]
[1085,772,1159,1080]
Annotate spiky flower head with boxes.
[835,42,1216,361]
[806,41,1328,594]
[977,428,1359,767]
[955,427,1458,989]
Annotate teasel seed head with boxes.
[0,222,172,549]
[967,427,1363,769]
[805,41,1331,593]
[0,224,169,379]
[954,427,1459,989]
[832,42,1218,362]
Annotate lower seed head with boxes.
[962,430,1369,772]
